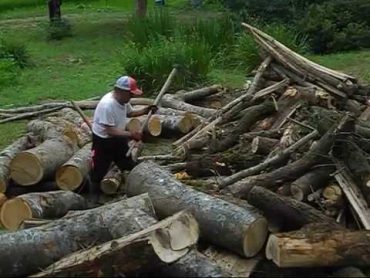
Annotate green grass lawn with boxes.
[0,2,369,149]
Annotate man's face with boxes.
[115,88,131,104]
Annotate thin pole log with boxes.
[0,107,63,124]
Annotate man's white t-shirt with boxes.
[92,92,132,138]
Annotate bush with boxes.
[230,23,308,72]
[46,18,72,40]
[0,37,31,68]
[121,38,213,94]
[299,0,370,53]
[0,58,19,87]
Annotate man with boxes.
[89,75,156,196]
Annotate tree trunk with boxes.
[0,190,87,231]
[55,143,92,191]
[156,249,229,277]
[10,137,78,186]
[0,136,33,193]
[266,224,370,267]
[127,161,268,258]
[290,166,334,201]
[0,193,156,277]
[100,165,122,195]
[161,94,216,118]
[246,186,341,232]
[136,0,147,17]
[31,211,199,277]
[251,136,279,155]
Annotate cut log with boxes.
[322,184,343,207]
[126,117,142,133]
[203,245,262,278]
[127,161,268,258]
[290,166,334,201]
[359,106,370,121]
[0,136,33,193]
[135,115,162,137]
[0,193,156,277]
[161,94,216,118]
[100,165,122,195]
[10,137,78,186]
[0,190,87,231]
[55,143,92,191]
[251,136,279,155]
[266,224,370,267]
[176,85,223,103]
[246,186,341,232]
[156,249,229,277]
[31,211,199,277]
[157,114,193,134]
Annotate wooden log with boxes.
[203,245,262,278]
[307,188,323,203]
[0,193,156,277]
[266,224,370,267]
[157,249,229,278]
[0,106,64,124]
[55,143,92,191]
[0,136,33,193]
[20,218,52,229]
[127,115,162,137]
[246,186,341,232]
[0,190,87,231]
[240,129,283,142]
[31,211,199,277]
[322,184,343,207]
[10,137,78,186]
[158,114,194,134]
[5,181,59,197]
[359,106,370,121]
[290,166,334,201]
[176,85,223,103]
[126,117,142,133]
[127,161,268,258]
[251,136,279,155]
[161,94,216,118]
[100,165,122,195]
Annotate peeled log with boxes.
[247,186,341,232]
[0,136,32,193]
[127,161,268,258]
[0,190,87,231]
[55,143,92,191]
[0,193,156,277]
[31,211,199,277]
[100,165,122,195]
[251,136,279,155]
[290,166,334,201]
[266,224,370,267]
[10,137,77,186]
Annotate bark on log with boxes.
[161,94,216,118]
[10,137,78,186]
[100,165,122,195]
[175,85,223,103]
[322,184,343,208]
[157,114,194,134]
[0,193,156,277]
[240,129,283,142]
[55,143,92,191]
[246,186,341,232]
[156,249,229,277]
[266,224,370,267]
[127,161,268,257]
[5,181,59,197]
[31,211,199,277]
[251,136,279,155]
[0,190,87,231]
[0,136,33,193]
[290,166,334,201]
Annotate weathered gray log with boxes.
[266,224,370,267]
[0,136,33,193]
[161,94,216,118]
[31,211,199,277]
[0,190,87,231]
[55,143,92,191]
[290,166,334,201]
[10,137,78,186]
[246,186,342,232]
[0,193,156,277]
[156,114,194,134]
[127,161,268,258]
[251,136,279,155]
[175,85,223,102]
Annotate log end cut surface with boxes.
[244,217,268,257]
[127,118,142,133]
[148,116,162,137]
[100,179,120,195]
[10,152,43,186]
[290,184,304,201]
[1,198,32,230]
[56,166,83,191]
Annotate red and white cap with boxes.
[114,76,143,96]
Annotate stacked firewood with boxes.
[0,22,370,277]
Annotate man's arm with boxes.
[105,125,132,138]
[128,105,158,117]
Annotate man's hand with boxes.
[145,105,158,114]
[129,131,143,141]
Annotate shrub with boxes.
[121,38,213,94]
[46,18,73,40]
[0,58,19,87]
[0,38,31,68]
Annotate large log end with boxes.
[0,198,32,230]
[10,152,43,186]
[244,216,268,257]
[56,166,83,191]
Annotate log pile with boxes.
[0,23,370,276]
